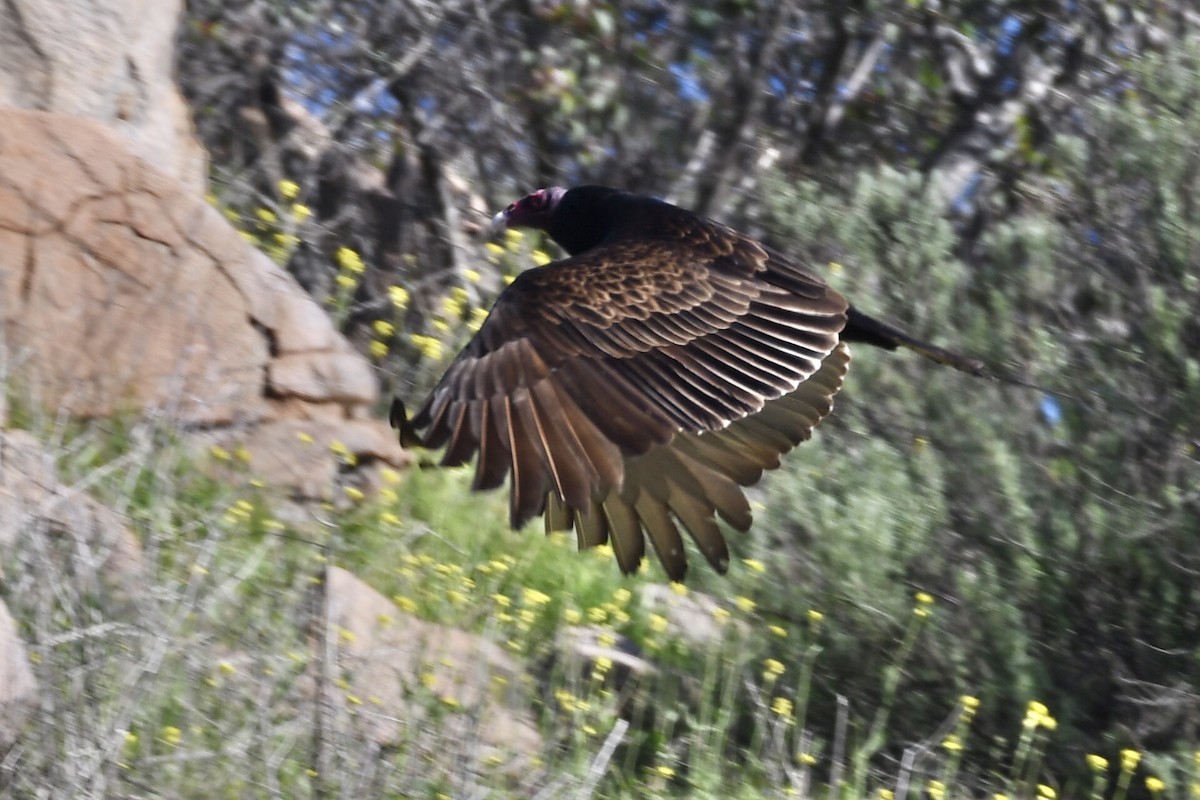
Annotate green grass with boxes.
[5,412,1187,799]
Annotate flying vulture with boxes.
[391,186,982,581]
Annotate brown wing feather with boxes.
[402,220,850,575]
[612,342,851,578]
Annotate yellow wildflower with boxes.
[1146,778,1165,794]
[1087,754,1108,772]
[769,624,788,638]
[1037,784,1056,799]
[278,179,300,200]
[531,249,552,266]
[763,658,786,678]
[292,203,311,221]
[410,333,444,360]
[523,587,551,606]
[336,246,365,273]
[1121,749,1141,773]
[807,609,824,624]
[388,285,410,308]
[928,780,945,800]
[468,306,489,331]
[942,734,962,751]
[742,557,766,573]
[369,340,389,359]
[373,319,395,337]
[914,592,935,616]
[735,596,756,613]
[771,697,794,717]
[485,242,505,259]
[335,273,357,289]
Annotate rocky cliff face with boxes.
[0,109,386,430]
[0,0,206,192]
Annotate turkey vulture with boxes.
[391,186,982,581]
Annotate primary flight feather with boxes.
[392,186,982,581]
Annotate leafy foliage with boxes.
[754,42,1200,786]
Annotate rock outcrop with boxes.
[322,567,542,773]
[0,429,143,586]
[0,599,37,752]
[0,109,407,493]
[0,427,146,752]
[0,0,206,191]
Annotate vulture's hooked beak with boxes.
[489,208,510,232]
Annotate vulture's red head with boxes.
[493,185,641,255]
[493,187,567,233]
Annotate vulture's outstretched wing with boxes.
[398,217,849,579]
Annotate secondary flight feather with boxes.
[391,186,983,581]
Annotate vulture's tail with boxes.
[842,306,986,376]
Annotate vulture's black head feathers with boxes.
[496,185,675,255]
